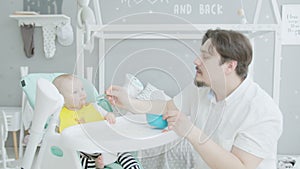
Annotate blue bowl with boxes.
[146,113,168,129]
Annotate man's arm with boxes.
[134,100,263,169]
[106,85,177,114]
[107,85,263,168]
[127,99,177,115]
[176,115,263,169]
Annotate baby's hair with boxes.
[53,74,78,93]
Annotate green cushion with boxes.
[104,162,123,169]
[20,73,64,108]
[105,152,144,169]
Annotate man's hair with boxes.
[202,29,252,79]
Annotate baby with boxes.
[53,74,140,169]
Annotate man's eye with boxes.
[202,54,209,59]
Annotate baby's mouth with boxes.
[80,99,86,104]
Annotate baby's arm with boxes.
[105,113,116,124]
[93,102,116,124]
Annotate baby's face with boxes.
[61,78,87,110]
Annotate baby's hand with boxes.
[105,113,116,124]
[162,129,169,133]
[75,117,85,124]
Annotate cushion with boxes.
[21,73,64,108]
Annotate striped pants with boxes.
[80,152,140,169]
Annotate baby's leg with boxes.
[95,155,105,169]
[117,152,140,169]
[80,152,102,169]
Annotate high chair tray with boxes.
[61,114,179,153]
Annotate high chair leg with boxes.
[13,131,19,160]
[1,142,7,169]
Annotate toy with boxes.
[77,0,96,50]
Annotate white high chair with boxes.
[0,111,15,169]
[19,73,125,169]
[20,73,177,169]
[20,78,64,169]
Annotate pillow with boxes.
[136,83,171,101]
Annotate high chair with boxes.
[0,111,15,169]
[19,73,177,169]
[19,73,147,169]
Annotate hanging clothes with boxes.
[20,24,35,58]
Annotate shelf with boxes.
[10,14,70,27]
[88,23,280,40]
[88,24,280,32]
[10,13,72,59]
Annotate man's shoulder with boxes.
[248,82,277,106]
[245,82,282,119]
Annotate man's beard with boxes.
[194,76,207,87]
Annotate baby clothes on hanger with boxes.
[56,22,74,46]
[42,25,56,59]
[20,24,35,58]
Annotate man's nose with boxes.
[194,56,202,66]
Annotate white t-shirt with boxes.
[173,77,283,169]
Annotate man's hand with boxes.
[105,85,132,111]
[163,110,194,138]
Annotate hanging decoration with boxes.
[237,0,248,24]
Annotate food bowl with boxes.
[146,113,168,129]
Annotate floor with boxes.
[2,146,38,169]
[3,146,300,169]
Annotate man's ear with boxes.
[225,60,238,74]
